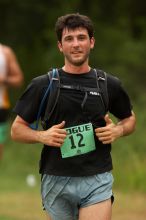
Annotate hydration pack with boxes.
[31,68,109,130]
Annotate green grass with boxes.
[0,138,45,219]
[111,102,146,193]
[0,140,41,191]
[0,190,45,220]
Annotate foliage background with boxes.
[0,0,146,197]
[1,0,146,94]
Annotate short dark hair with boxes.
[55,13,94,42]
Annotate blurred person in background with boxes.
[0,43,23,159]
[11,13,135,220]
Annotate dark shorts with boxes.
[0,109,9,143]
[41,172,114,220]
[0,109,9,123]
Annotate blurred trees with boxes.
[0,0,146,101]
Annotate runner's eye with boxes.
[78,35,87,41]
[64,36,73,42]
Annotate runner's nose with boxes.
[72,38,80,47]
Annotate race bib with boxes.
[61,123,95,158]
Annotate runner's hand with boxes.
[95,114,123,144]
[39,121,67,147]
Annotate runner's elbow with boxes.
[11,123,18,141]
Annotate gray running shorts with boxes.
[41,172,114,220]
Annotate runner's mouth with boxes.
[71,51,82,54]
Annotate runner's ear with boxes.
[58,41,63,52]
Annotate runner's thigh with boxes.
[79,199,112,220]
[46,212,52,220]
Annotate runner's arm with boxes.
[5,46,24,87]
[95,111,136,144]
[11,116,67,147]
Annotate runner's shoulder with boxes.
[31,74,49,87]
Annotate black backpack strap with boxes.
[41,68,60,129]
[59,84,99,93]
[94,69,109,113]
[30,68,59,130]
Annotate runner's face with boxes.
[58,27,95,66]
